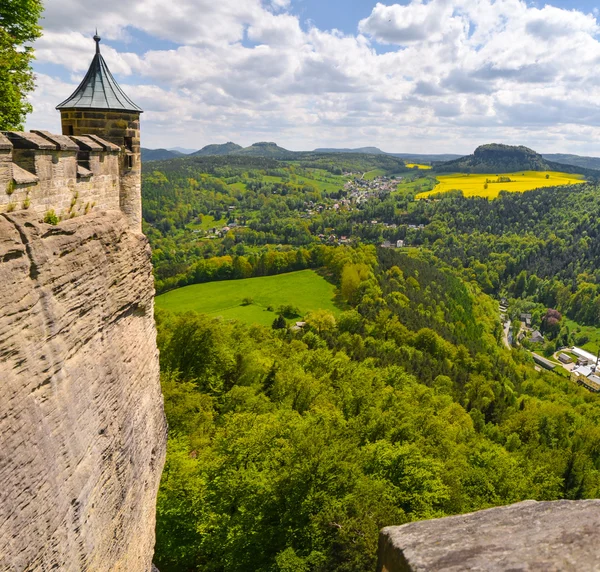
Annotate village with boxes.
[499,300,600,393]
[343,174,402,204]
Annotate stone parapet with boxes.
[0,130,123,225]
[377,500,600,572]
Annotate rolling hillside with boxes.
[192,142,243,156]
[141,148,184,162]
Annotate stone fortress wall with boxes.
[0,129,139,229]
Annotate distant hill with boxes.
[437,144,600,179]
[392,153,464,162]
[314,146,387,155]
[542,153,600,171]
[192,142,243,156]
[168,147,196,154]
[437,144,549,173]
[233,142,296,159]
[313,148,463,162]
[142,148,184,162]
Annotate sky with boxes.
[26,0,600,154]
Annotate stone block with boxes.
[76,119,110,130]
[0,133,13,150]
[377,500,600,572]
[3,132,55,150]
[31,131,79,152]
[81,111,108,120]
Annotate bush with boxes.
[43,209,59,225]
[276,304,300,318]
[272,315,286,330]
[241,297,254,306]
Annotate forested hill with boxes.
[192,142,243,156]
[141,148,184,162]
[437,143,600,178]
[233,142,296,159]
[142,149,409,177]
[154,245,600,571]
[542,153,600,171]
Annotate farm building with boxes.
[521,313,532,328]
[558,353,573,364]
[571,347,598,366]
[532,353,556,370]
[531,331,544,343]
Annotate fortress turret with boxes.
[56,34,143,230]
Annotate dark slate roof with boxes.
[56,35,142,113]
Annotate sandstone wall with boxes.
[0,130,143,231]
[60,110,142,232]
[0,210,166,571]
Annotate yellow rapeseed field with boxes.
[406,163,432,170]
[417,171,586,199]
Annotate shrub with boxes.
[276,304,301,318]
[43,209,59,225]
[241,297,254,306]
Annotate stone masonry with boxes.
[0,130,127,226]
[59,109,142,231]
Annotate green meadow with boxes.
[186,214,226,231]
[261,169,347,194]
[565,318,600,354]
[363,169,386,180]
[155,269,340,326]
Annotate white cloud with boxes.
[25,0,600,153]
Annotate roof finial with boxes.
[93,30,101,54]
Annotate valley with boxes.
[6,2,600,571]
[142,142,600,570]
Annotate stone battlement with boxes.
[0,130,139,228]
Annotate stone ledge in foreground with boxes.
[377,499,600,572]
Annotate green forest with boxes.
[142,148,600,571]
[154,246,600,571]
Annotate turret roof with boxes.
[56,34,142,113]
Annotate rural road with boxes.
[502,320,511,349]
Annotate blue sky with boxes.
[28,0,600,154]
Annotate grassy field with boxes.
[417,171,585,199]
[565,319,600,354]
[261,171,346,194]
[186,214,227,231]
[395,177,438,197]
[228,182,247,192]
[363,169,386,180]
[405,163,432,170]
[155,270,340,326]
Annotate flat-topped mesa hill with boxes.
[437,143,596,176]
